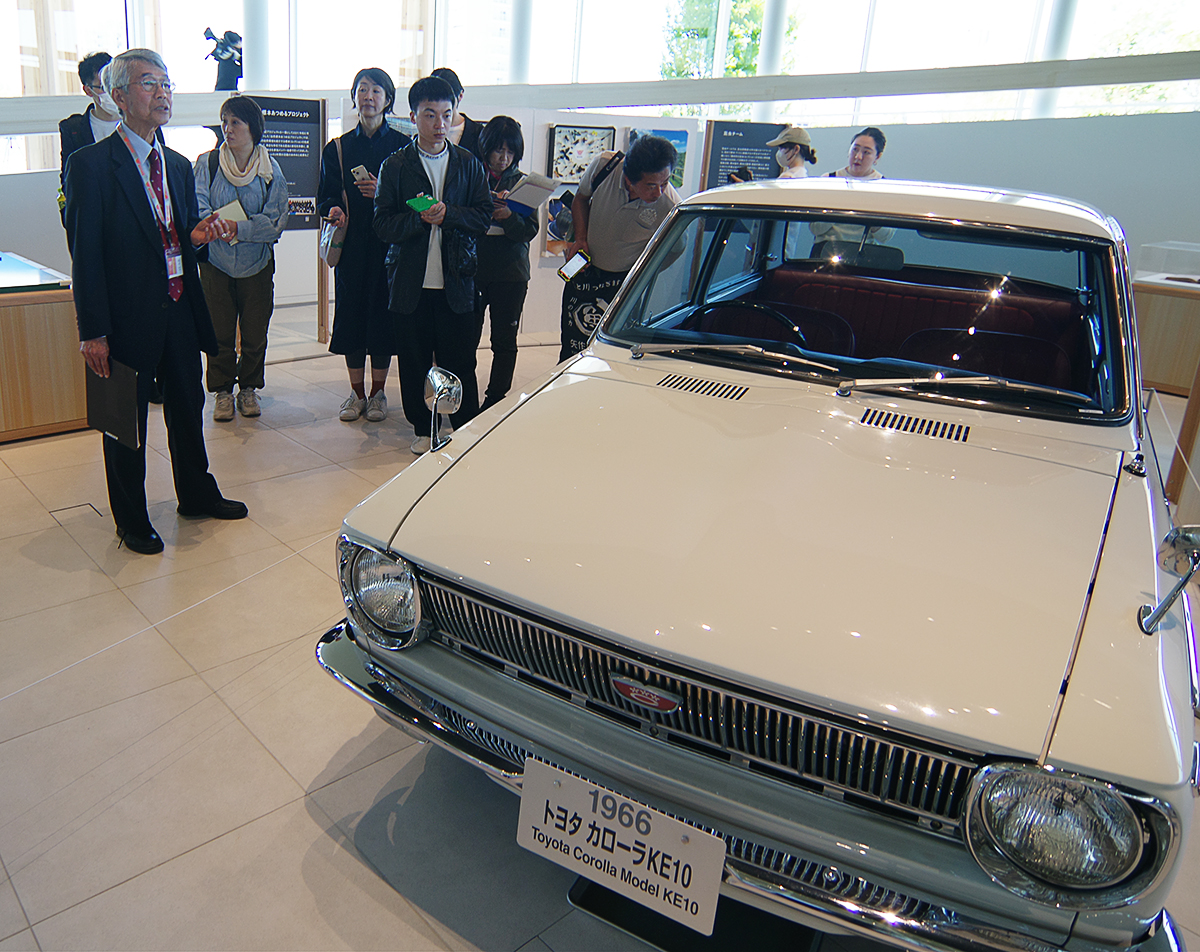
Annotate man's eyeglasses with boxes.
[120,78,176,93]
[85,83,106,93]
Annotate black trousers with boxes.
[475,279,527,406]
[103,297,221,534]
[395,289,480,436]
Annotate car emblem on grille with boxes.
[610,676,681,713]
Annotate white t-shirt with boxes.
[419,145,450,289]
[777,165,808,179]
[88,111,120,145]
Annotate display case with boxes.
[1134,241,1200,396]
[0,252,87,443]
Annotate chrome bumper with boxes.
[316,621,1182,952]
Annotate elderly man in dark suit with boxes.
[64,48,247,555]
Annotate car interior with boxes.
[609,211,1124,410]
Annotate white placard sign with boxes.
[517,759,726,936]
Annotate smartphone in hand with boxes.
[406,193,438,212]
[351,165,370,183]
[558,250,590,282]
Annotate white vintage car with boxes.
[318,178,1198,951]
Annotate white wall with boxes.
[3,110,1196,337]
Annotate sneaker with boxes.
[236,388,261,417]
[339,394,366,421]
[364,391,388,422]
[213,391,235,422]
[411,435,431,455]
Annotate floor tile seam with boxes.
[0,668,200,747]
[300,737,424,801]
[525,906,577,951]
[0,677,230,811]
[182,609,346,683]
[0,852,35,943]
[197,625,338,693]
[208,651,317,720]
[297,790,458,949]
[208,683,319,803]
[0,697,240,875]
[1,451,103,482]
[0,586,182,706]
[134,533,342,629]
[16,789,313,934]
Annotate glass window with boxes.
[0,0,126,171]
[441,0,511,87]
[861,0,1043,71]
[602,207,1127,420]
[295,0,431,91]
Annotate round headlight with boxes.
[351,548,419,647]
[977,768,1142,889]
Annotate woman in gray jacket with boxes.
[194,96,288,421]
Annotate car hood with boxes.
[377,356,1127,758]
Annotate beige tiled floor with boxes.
[0,352,1197,951]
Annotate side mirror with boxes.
[1139,526,1200,634]
[424,368,462,451]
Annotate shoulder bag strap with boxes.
[208,148,219,184]
[590,151,625,192]
[334,136,350,212]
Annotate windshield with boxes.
[598,208,1130,421]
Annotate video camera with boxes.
[204,27,242,63]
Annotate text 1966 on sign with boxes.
[516,759,726,935]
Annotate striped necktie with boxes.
[147,148,183,302]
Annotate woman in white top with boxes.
[766,125,818,179]
[810,127,893,251]
[825,127,886,180]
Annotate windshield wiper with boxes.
[835,373,1100,407]
[629,342,839,374]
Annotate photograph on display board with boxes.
[628,128,688,190]
[548,125,616,183]
[544,192,574,258]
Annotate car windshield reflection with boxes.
[599,209,1127,421]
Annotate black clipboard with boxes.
[86,359,140,450]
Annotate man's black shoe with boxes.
[117,526,164,554]
[176,497,249,520]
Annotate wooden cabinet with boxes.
[0,254,87,443]
[1134,276,1200,396]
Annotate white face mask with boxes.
[97,90,119,115]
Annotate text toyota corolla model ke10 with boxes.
[318,178,1198,951]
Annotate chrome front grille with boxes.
[418,576,978,828]
[725,838,929,918]
[375,675,932,922]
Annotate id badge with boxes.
[166,247,183,279]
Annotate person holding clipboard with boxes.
[194,95,288,421]
[64,49,248,555]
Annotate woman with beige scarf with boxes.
[194,96,289,421]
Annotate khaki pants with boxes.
[200,258,275,393]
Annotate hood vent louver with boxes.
[657,373,748,401]
[860,408,970,443]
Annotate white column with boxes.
[711,0,732,78]
[1030,0,1078,118]
[510,0,533,84]
[751,0,787,123]
[243,0,270,90]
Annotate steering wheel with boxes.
[689,300,807,346]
